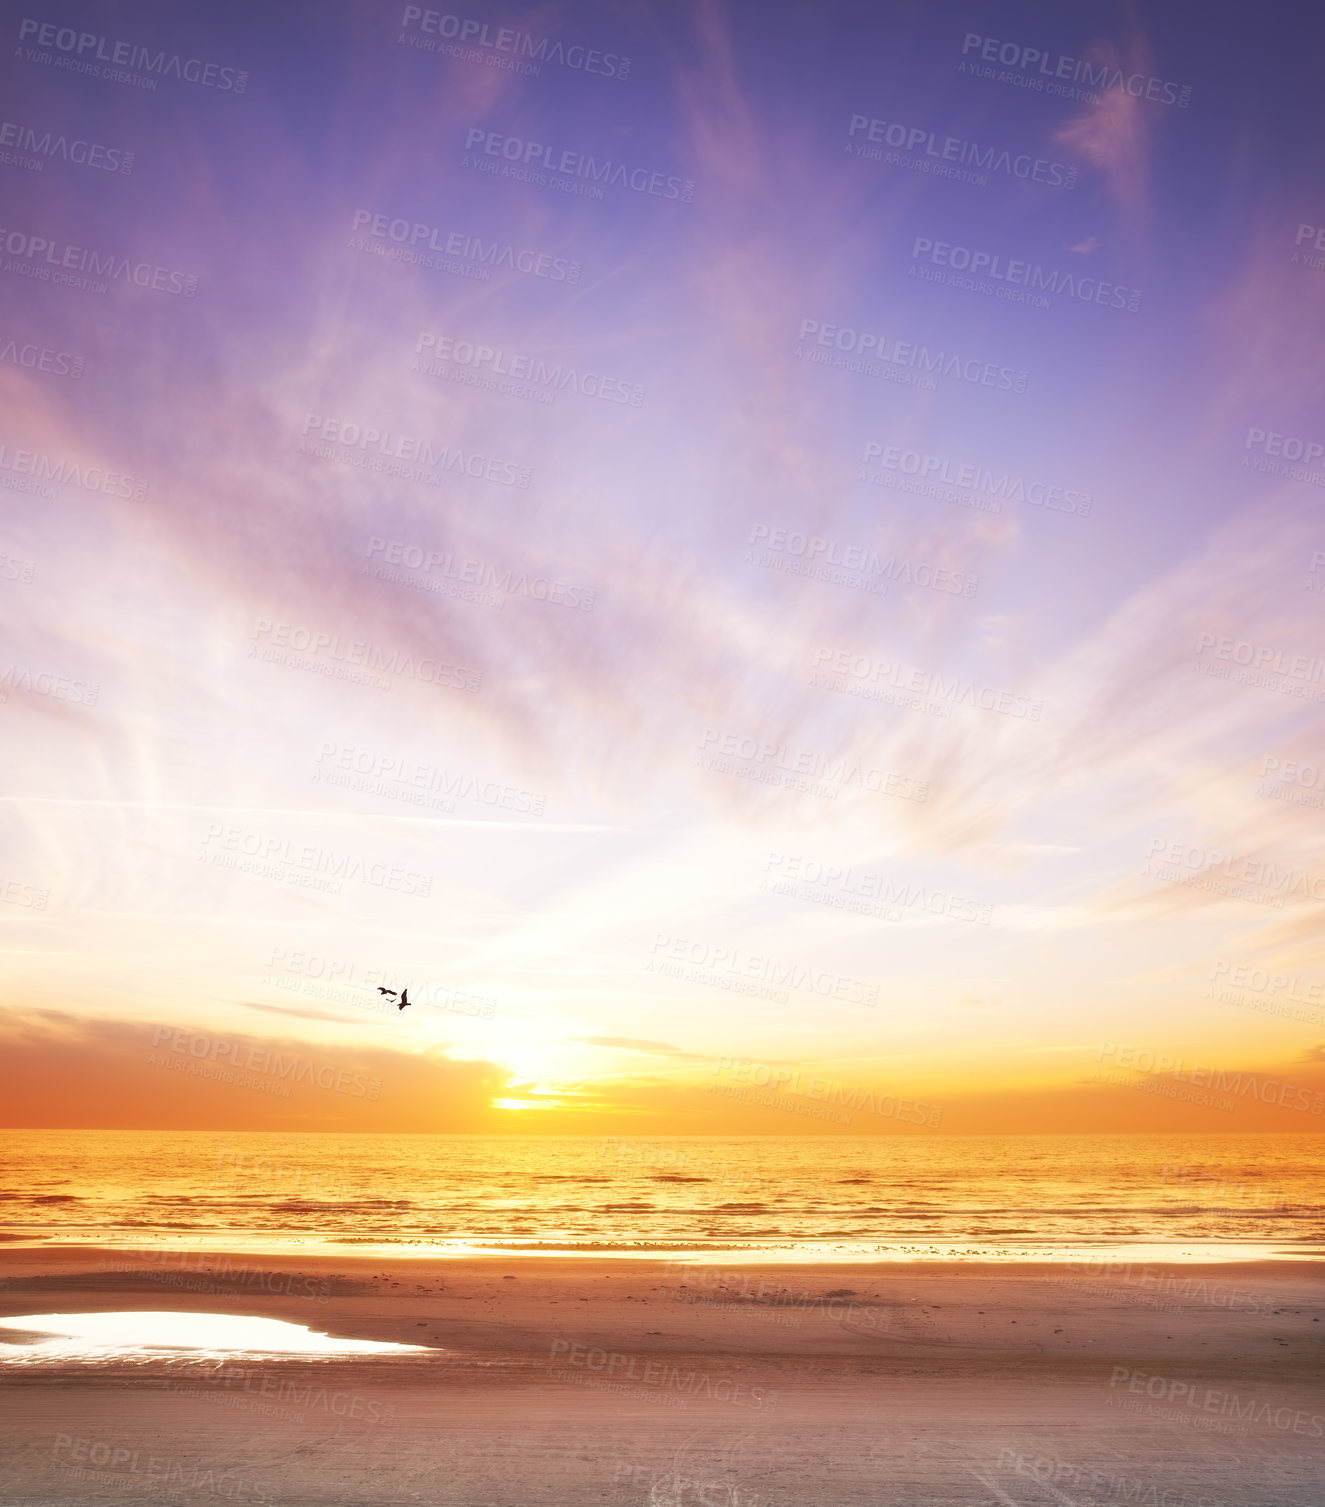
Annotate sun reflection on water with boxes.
[0,1311,435,1364]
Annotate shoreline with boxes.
[2,1233,1323,1264]
[3,1245,1322,1350]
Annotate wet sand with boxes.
[1,1246,1322,1505]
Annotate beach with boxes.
[5,0,1325,1499]
[2,1247,1322,1506]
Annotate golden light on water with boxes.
[6,1130,1322,1260]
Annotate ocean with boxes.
[2,1130,1321,1262]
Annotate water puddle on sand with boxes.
[0,1311,435,1364]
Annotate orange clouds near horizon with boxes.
[3,1010,1322,1136]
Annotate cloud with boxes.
[573,1036,708,1061]
[1051,30,1154,224]
[238,1000,359,1025]
[0,1010,510,1131]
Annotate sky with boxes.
[2,0,1325,1134]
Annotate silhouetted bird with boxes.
[377,987,397,998]
[397,989,411,1010]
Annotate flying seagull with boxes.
[377,987,397,998]
[396,989,411,1010]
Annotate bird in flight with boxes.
[377,987,396,997]
[376,986,412,1010]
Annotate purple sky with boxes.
[3,0,1325,1129]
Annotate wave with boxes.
[6,1131,1321,1254]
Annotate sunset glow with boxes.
[2,9,1324,1504]
[0,8,1322,1130]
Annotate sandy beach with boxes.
[1,1247,1322,1505]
